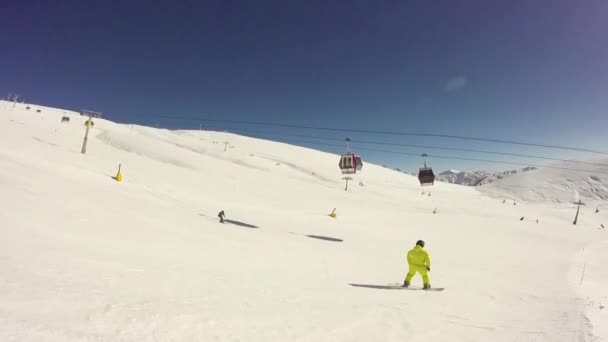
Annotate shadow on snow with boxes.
[198,214,259,229]
[306,235,343,242]
[224,219,259,229]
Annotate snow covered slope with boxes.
[479,160,608,204]
[1,100,607,341]
[437,167,536,186]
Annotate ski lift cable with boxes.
[224,127,584,164]
[223,128,608,168]
[160,116,608,155]
[236,132,599,173]
[355,146,599,173]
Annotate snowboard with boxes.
[349,283,445,291]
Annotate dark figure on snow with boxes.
[218,210,225,223]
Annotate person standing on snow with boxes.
[403,240,432,289]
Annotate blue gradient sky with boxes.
[2,1,607,172]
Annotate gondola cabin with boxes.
[339,153,363,174]
[418,167,435,186]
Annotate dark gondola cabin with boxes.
[418,167,435,186]
[339,153,363,174]
[417,153,435,186]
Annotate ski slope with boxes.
[480,161,608,204]
[1,100,607,341]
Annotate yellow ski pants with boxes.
[405,265,430,286]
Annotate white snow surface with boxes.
[437,167,537,186]
[1,100,607,341]
[480,161,608,204]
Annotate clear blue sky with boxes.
[2,1,607,172]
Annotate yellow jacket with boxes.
[407,245,431,268]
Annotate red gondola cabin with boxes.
[339,153,363,174]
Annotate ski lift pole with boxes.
[345,137,351,154]
[81,115,93,154]
[573,200,585,225]
[421,153,428,168]
[342,176,352,191]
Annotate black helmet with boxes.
[416,240,425,247]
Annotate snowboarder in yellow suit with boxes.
[403,240,431,289]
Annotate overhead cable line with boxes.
[233,132,599,173]
[217,128,608,168]
[160,116,608,155]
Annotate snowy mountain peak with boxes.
[439,169,461,175]
[480,160,608,203]
[437,167,537,186]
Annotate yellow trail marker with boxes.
[329,208,337,218]
[115,163,123,182]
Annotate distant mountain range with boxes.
[436,167,537,186]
